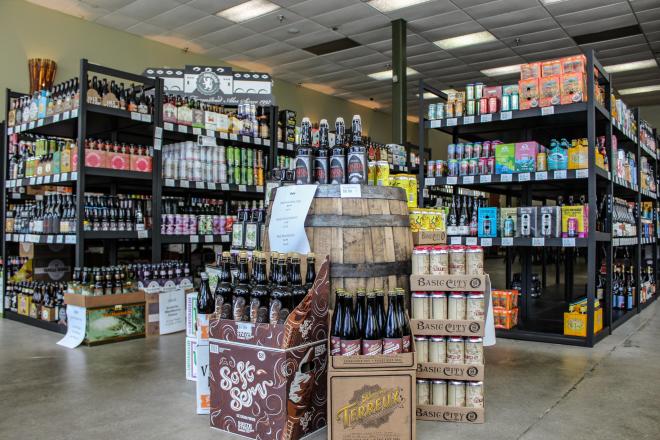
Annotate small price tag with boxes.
[155,127,163,139]
[21,124,27,131]
[164,122,174,131]
[207,182,216,190]
[256,185,264,193]
[195,181,205,189]
[425,178,435,187]
[178,125,188,133]
[532,237,545,246]
[220,132,229,140]
[463,116,475,125]
[189,235,199,243]
[446,118,458,127]
[221,234,230,242]
[5,233,10,241]
[465,237,478,245]
[7,127,13,135]
[238,184,247,192]
[5,181,12,189]
[389,164,394,170]
[47,235,55,244]
[535,171,547,181]
[541,106,554,116]
[287,143,294,151]
[37,119,44,127]
[71,109,78,118]
[142,114,151,123]
[554,170,567,179]
[206,129,215,137]
[54,173,63,182]
[463,176,474,184]
[137,230,149,239]
[500,111,512,120]
[480,174,492,183]
[65,235,76,244]
[501,237,513,246]
[29,177,36,185]
[429,120,441,128]
[277,141,284,150]
[450,236,462,245]
[44,175,51,183]
[164,179,175,187]
[562,238,576,247]
[480,114,493,123]
[447,177,458,185]
[204,235,214,242]
[131,112,141,121]
[253,137,262,145]
[340,184,362,198]
[55,235,63,244]
[180,180,189,188]
[481,238,492,247]
[29,121,35,129]
[192,127,202,135]
[263,139,270,147]
[53,114,61,123]
[518,173,531,182]
[242,135,250,143]
[154,138,162,150]
[576,169,588,178]
[36,176,43,185]
[500,174,513,182]
[221,184,229,191]
[229,134,238,141]
[71,172,78,180]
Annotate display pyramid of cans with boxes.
[410,245,487,423]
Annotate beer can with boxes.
[455,100,463,117]
[447,336,465,364]
[464,143,473,159]
[347,146,367,184]
[468,158,478,175]
[430,247,449,275]
[482,141,491,158]
[511,93,520,110]
[429,336,446,363]
[448,381,466,407]
[475,83,484,99]
[567,217,578,237]
[367,161,377,185]
[459,159,469,176]
[537,152,547,171]
[417,380,431,405]
[479,97,488,114]
[431,292,447,319]
[488,96,498,113]
[447,143,456,160]
[472,142,482,159]
[427,160,436,178]
[314,149,329,184]
[466,246,484,275]
[478,157,488,175]
[448,159,459,177]
[329,147,346,184]
[437,160,447,176]
[448,293,467,320]
[466,84,475,101]
[455,143,464,160]
[501,94,511,111]
[416,336,429,363]
[411,292,430,319]
[466,100,475,116]
[486,157,495,174]
[436,102,445,119]
[428,103,436,120]
[376,160,390,186]
[465,337,484,365]
[466,381,484,408]
[446,101,454,119]
[432,380,447,406]
[412,247,430,275]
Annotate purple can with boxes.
[469,159,478,175]
[448,159,459,177]
[486,157,495,174]
[456,143,465,160]
[478,157,488,175]
[438,160,447,176]
[464,143,473,160]
[448,143,456,160]
[482,141,491,158]
[460,159,469,176]
[473,142,482,159]
[427,161,436,178]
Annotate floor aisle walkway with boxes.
[1,301,659,440]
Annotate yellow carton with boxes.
[17,294,31,316]
[564,308,603,337]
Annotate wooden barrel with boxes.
[265,185,413,305]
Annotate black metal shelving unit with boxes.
[416,50,658,347]
[2,59,274,331]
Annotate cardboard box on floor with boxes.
[208,257,330,440]
[144,287,188,337]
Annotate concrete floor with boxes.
[1,302,659,440]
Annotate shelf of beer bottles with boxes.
[424,168,608,188]
[5,172,78,188]
[161,234,231,244]
[444,236,589,247]
[3,310,67,334]
[161,122,271,149]
[612,237,638,247]
[162,179,264,195]
[639,142,657,160]
[612,176,639,195]
[6,109,80,136]
[640,237,655,245]
[84,230,151,240]
[276,141,297,153]
[640,187,657,200]
[612,120,638,146]
[5,233,77,244]
[86,104,153,123]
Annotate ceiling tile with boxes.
[125,21,168,37]
[95,12,141,30]
[477,6,550,29]
[581,34,647,51]
[641,19,660,34]
[260,48,312,65]
[525,47,582,62]
[27,0,111,20]
[458,47,520,63]
[145,5,208,29]
[637,7,660,22]
[554,3,633,28]
[263,18,327,41]
[239,10,303,33]
[338,16,391,37]
[409,10,473,33]
[384,0,458,21]
[84,0,135,10]
[338,52,390,69]
[186,0,244,14]
[312,3,377,27]
[222,33,279,52]
[420,20,485,42]
[543,0,627,16]
[464,0,539,20]
[321,46,379,63]
[505,28,567,47]
[469,56,525,71]
[448,40,510,57]
[630,0,660,12]
[172,15,233,40]
[116,0,183,20]
[243,42,298,58]
[489,18,560,39]
[198,25,257,45]
[513,38,577,56]
[563,14,638,37]
[288,0,356,16]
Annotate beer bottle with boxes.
[197,272,214,315]
[270,257,294,324]
[375,289,386,333]
[361,291,382,355]
[249,253,270,323]
[295,117,313,184]
[396,288,412,353]
[340,292,361,356]
[330,289,345,356]
[214,251,234,319]
[383,290,403,355]
[305,253,316,291]
[355,288,367,336]
[232,252,251,322]
[314,120,329,184]
[290,254,307,308]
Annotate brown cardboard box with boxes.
[417,362,484,381]
[416,405,484,423]
[412,231,446,245]
[64,291,145,308]
[410,274,488,292]
[145,289,160,337]
[410,319,485,337]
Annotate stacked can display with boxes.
[410,245,488,423]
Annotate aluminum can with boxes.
[412,292,430,320]
[429,336,446,363]
[417,380,431,405]
[432,380,447,406]
[448,381,466,407]
[448,293,467,320]
[466,381,484,408]
[465,337,484,365]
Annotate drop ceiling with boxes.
[25,0,660,112]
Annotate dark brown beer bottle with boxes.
[305,253,316,290]
[355,288,367,336]
[214,252,234,319]
[383,290,402,355]
[361,291,383,355]
[396,288,412,353]
[375,289,386,334]
[270,257,294,324]
[232,252,251,322]
[340,292,361,356]
[289,254,307,308]
[197,272,214,315]
[249,253,270,323]
[330,289,345,356]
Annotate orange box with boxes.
[519,78,539,110]
[107,152,130,170]
[561,72,586,105]
[520,62,541,80]
[561,55,586,74]
[130,154,152,173]
[492,290,518,310]
[494,307,518,329]
[541,59,562,77]
[84,149,106,168]
[539,75,561,107]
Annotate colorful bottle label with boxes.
[340,339,361,356]
[361,339,383,356]
[383,338,403,355]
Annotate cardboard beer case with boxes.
[416,362,484,381]
[208,257,330,440]
[416,405,484,423]
[412,230,447,245]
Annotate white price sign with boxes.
[480,114,493,123]
[446,118,458,127]
[518,173,531,182]
[480,174,492,183]
[554,170,567,179]
[165,179,175,187]
[207,182,216,190]
[180,180,190,188]
[195,181,205,189]
[535,171,547,181]
[131,112,141,121]
[532,238,545,246]
[465,237,478,246]
[189,235,199,243]
[481,238,492,247]
[425,178,435,187]
[541,106,554,116]
[220,132,228,140]
[340,184,362,198]
[192,127,202,135]
[137,230,149,239]
[53,114,61,122]
[163,122,174,131]
[462,176,474,184]
[178,125,188,133]
[500,174,513,182]
[500,111,512,120]
[562,238,576,247]
[242,135,250,143]
[447,177,458,185]
[221,184,229,191]
[576,169,588,178]
[229,134,238,141]
[450,236,462,245]
[155,127,163,138]
[501,237,513,246]
[429,120,441,128]
[463,116,475,125]
[239,185,247,192]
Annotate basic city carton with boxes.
[64,290,145,308]
[416,362,484,381]
[411,319,485,337]
[410,274,489,292]
[412,230,446,245]
[328,368,416,440]
[416,405,484,424]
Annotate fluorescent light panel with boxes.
[481,64,521,77]
[216,0,279,23]
[541,0,569,4]
[619,85,660,95]
[368,67,418,80]
[434,31,497,50]
[368,0,434,13]
[605,59,657,73]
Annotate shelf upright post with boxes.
[152,78,164,263]
[417,80,426,208]
[635,107,642,313]
[1,99,6,313]
[269,105,278,173]
[604,70,613,333]
[585,50,597,346]
[75,59,89,268]
[654,128,659,301]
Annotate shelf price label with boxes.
[221,234,230,242]
[164,179,175,187]
[155,127,163,139]
[553,170,567,179]
[71,109,78,118]
[220,132,228,140]
[562,238,576,247]
[204,235,214,242]
[256,186,264,193]
[154,138,162,150]
[189,235,199,243]
[21,124,27,131]
[465,237,477,246]
[424,178,435,187]
[480,174,492,183]
[340,184,362,198]
[541,106,554,116]
[205,129,214,137]
[263,139,270,146]
[71,172,78,180]
[192,127,202,135]
[480,238,492,247]
[575,169,588,179]
[242,135,250,143]
[500,111,512,120]
[47,235,55,244]
[163,122,174,131]
[65,235,76,244]
[517,173,531,182]
[450,237,462,245]
[287,143,294,151]
[446,118,458,127]
[446,177,458,185]
[277,141,284,149]
[229,134,238,141]
[535,171,547,181]
[37,119,44,127]
[195,181,205,189]
[253,137,262,145]
[501,237,513,246]
[180,180,190,188]
[137,230,149,239]
[221,184,230,191]
[463,116,475,125]
[53,114,61,123]
[131,112,141,121]
[207,182,216,190]
[239,184,247,192]
[532,238,545,246]
[29,121,36,129]
[429,120,441,128]
[462,176,474,184]
[178,125,188,133]
[7,127,13,135]
[480,114,492,123]
[500,174,513,182]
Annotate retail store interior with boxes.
[1,0,660,439]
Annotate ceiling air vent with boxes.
[572,25,642,45]
[303,38,360,56]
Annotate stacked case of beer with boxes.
[327,288,417,440]
[410,245,489,423]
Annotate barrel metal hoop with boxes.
[305,214,410,227]
[330,261,412,278]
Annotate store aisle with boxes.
[0,302,658,440]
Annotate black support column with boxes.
[392,19,407,144]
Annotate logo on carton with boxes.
[336,385,404,429]
[219,361,274,411]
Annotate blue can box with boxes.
[478,207,499,238]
